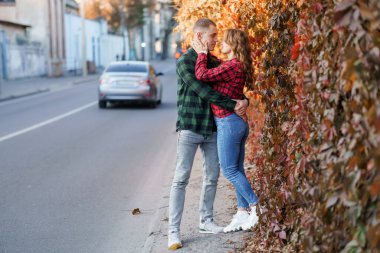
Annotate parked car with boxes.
[98,61,163,108]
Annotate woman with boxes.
[192,29,259,233]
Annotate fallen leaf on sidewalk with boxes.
[132,208,141,215]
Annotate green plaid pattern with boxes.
[176,48,236,135]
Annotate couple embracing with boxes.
[168,18,259,250]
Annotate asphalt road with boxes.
[0,60,178,253]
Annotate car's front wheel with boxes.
[98,100,107,108]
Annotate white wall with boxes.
[64,13,128,72]
[7,44,46,79]
[0,0,51,79]
[100,34,126,68]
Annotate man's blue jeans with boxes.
[215,113,258,209]
[168,130,220,233]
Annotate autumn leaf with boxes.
[279,230,287,240]
[369,176,380,198]
[132,208,141,215]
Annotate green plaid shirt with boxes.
[176,48,236,135]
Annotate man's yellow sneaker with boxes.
[168,231,182,250]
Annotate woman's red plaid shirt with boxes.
[195,53,245,118]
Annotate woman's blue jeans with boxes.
[215,113,258,209]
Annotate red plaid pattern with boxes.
[195,53,245,118]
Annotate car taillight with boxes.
[100,78,107,85]
[139,79,151,85]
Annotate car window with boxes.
[106,64,147,73]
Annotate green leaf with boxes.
[342,239,359,253]
[355,225,366,247]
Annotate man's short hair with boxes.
[193,18,216,31]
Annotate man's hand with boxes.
[240,113,248,122]
[233,99,249,115]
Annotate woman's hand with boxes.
[192,37,208,54]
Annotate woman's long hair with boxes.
[223,29,254,91]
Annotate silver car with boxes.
[98,61,163,108]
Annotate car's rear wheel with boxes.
[98,100,107,108]
[149,101,157,108]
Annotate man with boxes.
[168,18,249,250]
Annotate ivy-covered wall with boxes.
[174,0,380,251]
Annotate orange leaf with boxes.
[369,176,380,197]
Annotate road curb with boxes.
[0,88,50,103]
[142,191,170,253]
[142,148,175,253]
[72,76,99,85]
[0,75,99,103]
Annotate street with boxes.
[0,61,178,253]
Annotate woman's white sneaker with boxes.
[223,211,249,233]
[242,206,259,231]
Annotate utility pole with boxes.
[141,26,145,61]
[119,0,127,60]
[148,6,154,60]
[0,44,3,96]
[80,0,87,77]
[0,59,2,97]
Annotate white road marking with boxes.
[0,101,97,143]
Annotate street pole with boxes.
[149,7,154,60]
[120,0,127,60]
[0,45,3,96]
[141,26,145,61]
[80,0,87,77]
[0,68,2,97]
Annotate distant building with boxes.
[64,1,128,73]
[0,0,65,79]
[65,0,80,16]
[0,0,176,80]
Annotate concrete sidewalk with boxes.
[144,150,252,253]
[0,74,100,102]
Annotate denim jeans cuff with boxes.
[249,201,258,206]
[169,228,180,233]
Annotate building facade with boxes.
[64,0,128,73]
[0,0,176,80]
[0,0,65,79]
